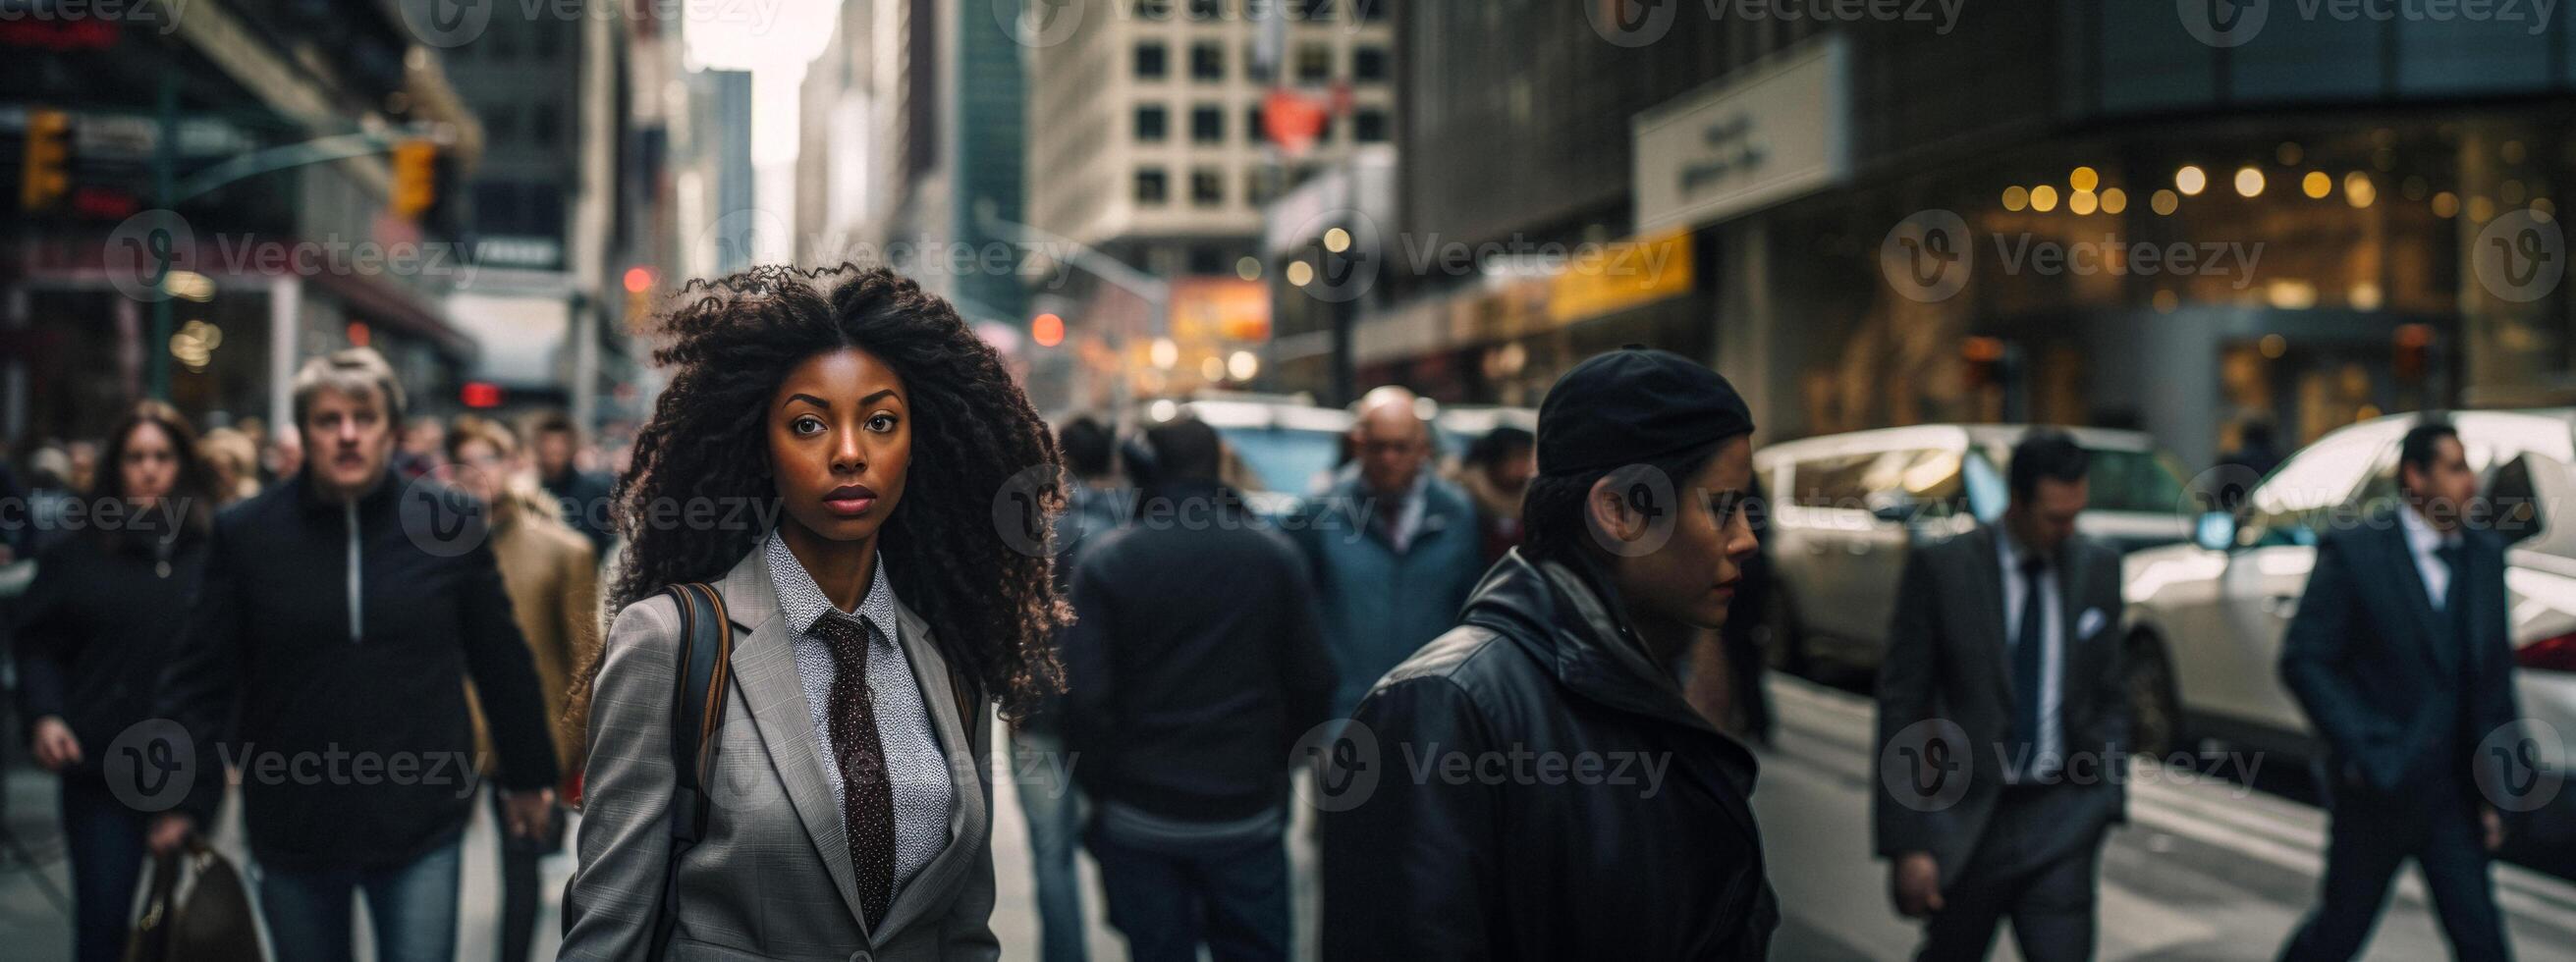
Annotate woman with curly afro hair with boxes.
[562,265,1069,962]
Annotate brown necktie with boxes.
[813,613,897,929]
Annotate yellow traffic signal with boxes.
[21,109,70,212]
[389,138,437,219]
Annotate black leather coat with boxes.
[1319,551,1778,960]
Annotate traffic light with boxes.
[20,109,70,212]
[389,138,437,219]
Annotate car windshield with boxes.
[1216,425,1343,495]
[1976,441,2190,514]
[2083,449,2190,514]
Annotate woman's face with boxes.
[769,347,912,544]
[120,422,180,504]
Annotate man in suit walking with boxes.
[2277,418,2518,962]
[1877,431,2128,962]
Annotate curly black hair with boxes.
[598,263,1069,720]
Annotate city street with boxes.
[7,673,2575,960]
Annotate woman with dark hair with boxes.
[561,265,1068,961]
[14,400,219,962]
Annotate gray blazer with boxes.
[1872,524,2129,887]
[561,549,999,962]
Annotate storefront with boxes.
[1717,104,2573,471]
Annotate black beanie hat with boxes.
[1536,347,1754,478]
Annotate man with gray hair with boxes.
[152,347,561,962]
[1290,386,1487,720]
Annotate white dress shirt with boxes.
[1995,530,2064,779]
[764,532,954,900]
[2397,503,2464,611]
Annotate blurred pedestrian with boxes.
[1320,347,1778,958]
[2276,418,2516,962]
[1455,425,1535,565]
[1713,473,1776,744]
[65,439,97,495]
[395,414,448,482]
[1014,414,1124,962]
[150,347,561,962]
[14,401,218,962]
[526,410,616,560]
[563,265,1065,961]
[1061,417,1332,962]
[21,446,78,557]
[1875,431,2127,962]
[1290,386,1484,721]
[197,426,263,505]
[445,415,601,962]
[260,424,301,485]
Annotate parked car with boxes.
[2122,411,2576,850]
[1755,424,2195,676]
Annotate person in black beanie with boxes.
[1318,347,1778,959]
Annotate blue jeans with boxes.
[255,833,463,962]
[1012,728,1088,962]
[1088,825,1288,962]
[60,778,150,962]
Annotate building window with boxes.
[1295,42,1331,82]
[1190,105,1225,143]
[1135,104,1170,141]
[1315,115,1333,145]
[1190,168,1224,207]
[1135,167,1170,205]
[1186,0,1224,19]
[1247,105,1265,144]
[1134,0,1173,19]
[1246,167,1280,205]
[1135,42,1169,80]
[1190,41,1225,81]
[1353,45,1388,81]
[1357,0,1387,21]
[1187,244,1227,275]
[1354,107,1388,142]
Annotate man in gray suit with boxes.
[1875,431,2129,962]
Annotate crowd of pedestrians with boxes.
[0,260,2535,962]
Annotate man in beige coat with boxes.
[450,416,603,962]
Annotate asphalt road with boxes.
[4,678,2573,960]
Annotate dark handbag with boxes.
[648,582,735,962]
[124,838,263,962]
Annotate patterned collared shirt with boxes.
[764,531,953,900]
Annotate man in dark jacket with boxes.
[1875,432,2128,962]
[150,348,560,962]
[1062,416,1335,962]
[2277,418,2517,962]
[527,409,615,560]
[1015,414,1126,962]
[1319,347,1777,959]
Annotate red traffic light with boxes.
[461,382,504,408]
[623,266,655,294]
[1032,312,1066,347]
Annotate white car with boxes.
[2122,409,2576,843]
[1756,424,2195,675]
